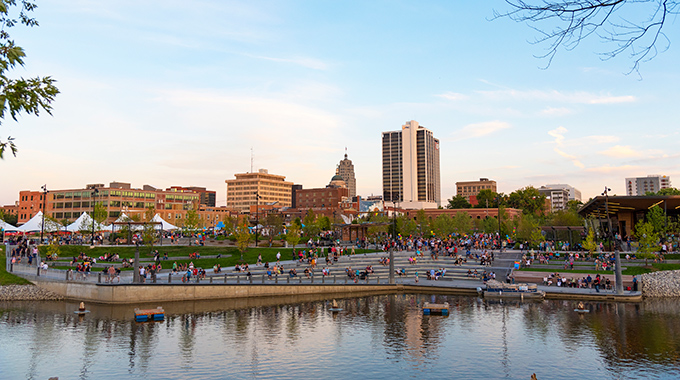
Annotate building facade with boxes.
[168,186,216,207]
[537,187,571,212]
[226,169,293,213]
[337,151,357,199]
[16,182,230,227]
[625,175,672,196]
[540,184,582,202]
[382,120,441,209]
[456,178,497,205]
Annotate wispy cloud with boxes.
[436,92,468,101]
[585,164,641,174]
[540,107,572,116]
[450,120,510,141]
[476,89,637,105]
[599,145,641,158]
[548,126,584,168]
[244,54,329,70]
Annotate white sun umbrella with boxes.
[0,219,18,232]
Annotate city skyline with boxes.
[2,1,679,206]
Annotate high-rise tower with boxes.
[382,120,440,209]
[337,149,356,199]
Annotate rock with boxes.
[0,285,64,301]
[641,270,680,297]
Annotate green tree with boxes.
[452,211,473,235]
[653,187,680,196]
[265,213,284,236]
[582,228,597,256]
[432,214,455,237]
[415,209,430,236]
[447,195,471,209]
[235,216,251,261]
[221,214,237,235]
[317,215,332,231]
[634,220,659,266]
[142,206,157,247]
[286,222,301,257]
[183,207,200,233]
[398,215,418,237]
[515,214,544,247]
[0,1,59,159]
[475,189,499,208]
[0,209,17,225]
[302,209,320,237]
[507,186,546,215]
[565,200,583,213]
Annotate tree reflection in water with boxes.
[2,296,680,379]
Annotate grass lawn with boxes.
[50,246,377,272]
[0,246,33,285]
[516,263,680,276]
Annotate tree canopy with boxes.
[0,1,59,158]
[446,195,472,209]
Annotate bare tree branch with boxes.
[492,0,680,74]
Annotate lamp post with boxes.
[603,186,624,295]
[496,195,502,251]
[40,185,47,244]
[389,193,398,285]
[254,191,262,248]
[90,186,99,246]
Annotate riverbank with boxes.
[0,285,64,301]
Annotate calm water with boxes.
[1,294,680,380]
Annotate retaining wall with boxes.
[641,270,680,297]
[34,281,399,304]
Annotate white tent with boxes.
[15,211,61,233]
[66,212,108,233]
[0,219,18,232]
[151,213,179,231]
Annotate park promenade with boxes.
[5,244,642,303]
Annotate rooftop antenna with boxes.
[250,147,253,173]
[344,146,348,159]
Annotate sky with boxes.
[2,0,679,206]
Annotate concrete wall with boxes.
[35,281,398,304]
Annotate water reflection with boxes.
[2,296,680,379]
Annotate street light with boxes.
[496,194,502,251]
[90,186,99,246]
[40,185,47,244]
[254,191,262,248]
[602,186,623,295]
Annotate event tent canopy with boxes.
[0,219,18,232]
[15,211,62,232]
[151,213,179,231]
[66,212,110,232]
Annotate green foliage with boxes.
[183,206,200,232]
[0,209,17,225]
[285,222,301,249]
[235,217,251,260]
[446,195,471,209]
[317,215,331,231]
[432,214,454,237]
[0,246,32,285]
[565,200,583,213]
[515,213,544,246]
[452,211,473,235]
[645,205,666,236]
[507,186,546,215]
[45,238,60,259]
[646,187,680,196]
[265,213,284,236]
[474,189,499,208]
[221,215,238,235]
[582,228,597,254]
[142,206,157,247]
[302,209,320,237]
[635,220,658,264]
[0,1,59,159]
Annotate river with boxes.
[1,294,679,379]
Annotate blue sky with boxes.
[2,0,679,206]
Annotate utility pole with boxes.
[603,186,623,295]
[40,185,47,244]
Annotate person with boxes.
[276,251,281,262]
[415,270,419,283]
[632,275,638,291]
[594,274,601,292]
[139,266,146,283]
[257,254,262,266]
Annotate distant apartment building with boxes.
[226,169,293,213]
[626,175,671,196]
[16,182,229,227]
[538,184,582,211]
[456,178,497,205]
[382,120,441,209]
[337,151,357,199]
[168,186,216,207]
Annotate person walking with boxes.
[632,275,638,292]
[415,271,419,283]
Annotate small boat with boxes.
[329,299,343,312]
[482,280,545,300]
[134,307,165,322]
[574,302,590,313]
[423,302,449,315]
[74,302,90,315]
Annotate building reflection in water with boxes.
[2,295,680,379]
